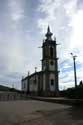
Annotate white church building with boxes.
[21,26,59,96]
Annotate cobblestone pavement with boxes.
[0,100,83,125]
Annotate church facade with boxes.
[21,26,59,96]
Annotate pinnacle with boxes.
[47,25,50,33]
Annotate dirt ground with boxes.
[0,100,83,125]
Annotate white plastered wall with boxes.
[22,79,27,92]
[29,75,38,92]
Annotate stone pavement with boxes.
[0,100,83,125]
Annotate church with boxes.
[21,26,59,96]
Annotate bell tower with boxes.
[42,26,59,95]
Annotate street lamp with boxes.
[70,53,77,88]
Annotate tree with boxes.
[79,80,83,85]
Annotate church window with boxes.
[51,79,54,86]
[50,47,53,57]
[50,60,54,65]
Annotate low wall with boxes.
[30,96,83,106]
[0,91,28,101]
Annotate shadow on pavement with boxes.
[68,106,83,120]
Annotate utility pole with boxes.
[70,53,77,88]
[27,71,30,94]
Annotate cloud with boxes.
[0,72,22,89]
[37,0,83,90]
[0,0,83,90]
[8,0,24,22]
[63,63,72,69]
[64,0,77,17]
[0,0,30,89]
[70,10,83,49]
[37,0,78,56]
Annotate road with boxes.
[0,100,83,125]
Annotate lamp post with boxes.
[70,53,77,88]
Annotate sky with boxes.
[0,0,83,90]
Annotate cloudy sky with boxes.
[0,0,83,90]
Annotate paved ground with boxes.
[0,100,83,125]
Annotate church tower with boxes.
[42,26,59,95]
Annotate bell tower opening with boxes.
[50,47,53,57]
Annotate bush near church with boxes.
[60,82,83,99]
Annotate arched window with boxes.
[50,60,54,65]
[51,79,54,86]
[50,47,53,57]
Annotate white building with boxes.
[21,26,59,96]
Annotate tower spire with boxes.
[47,25,50,33]
[45,25,53,40]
